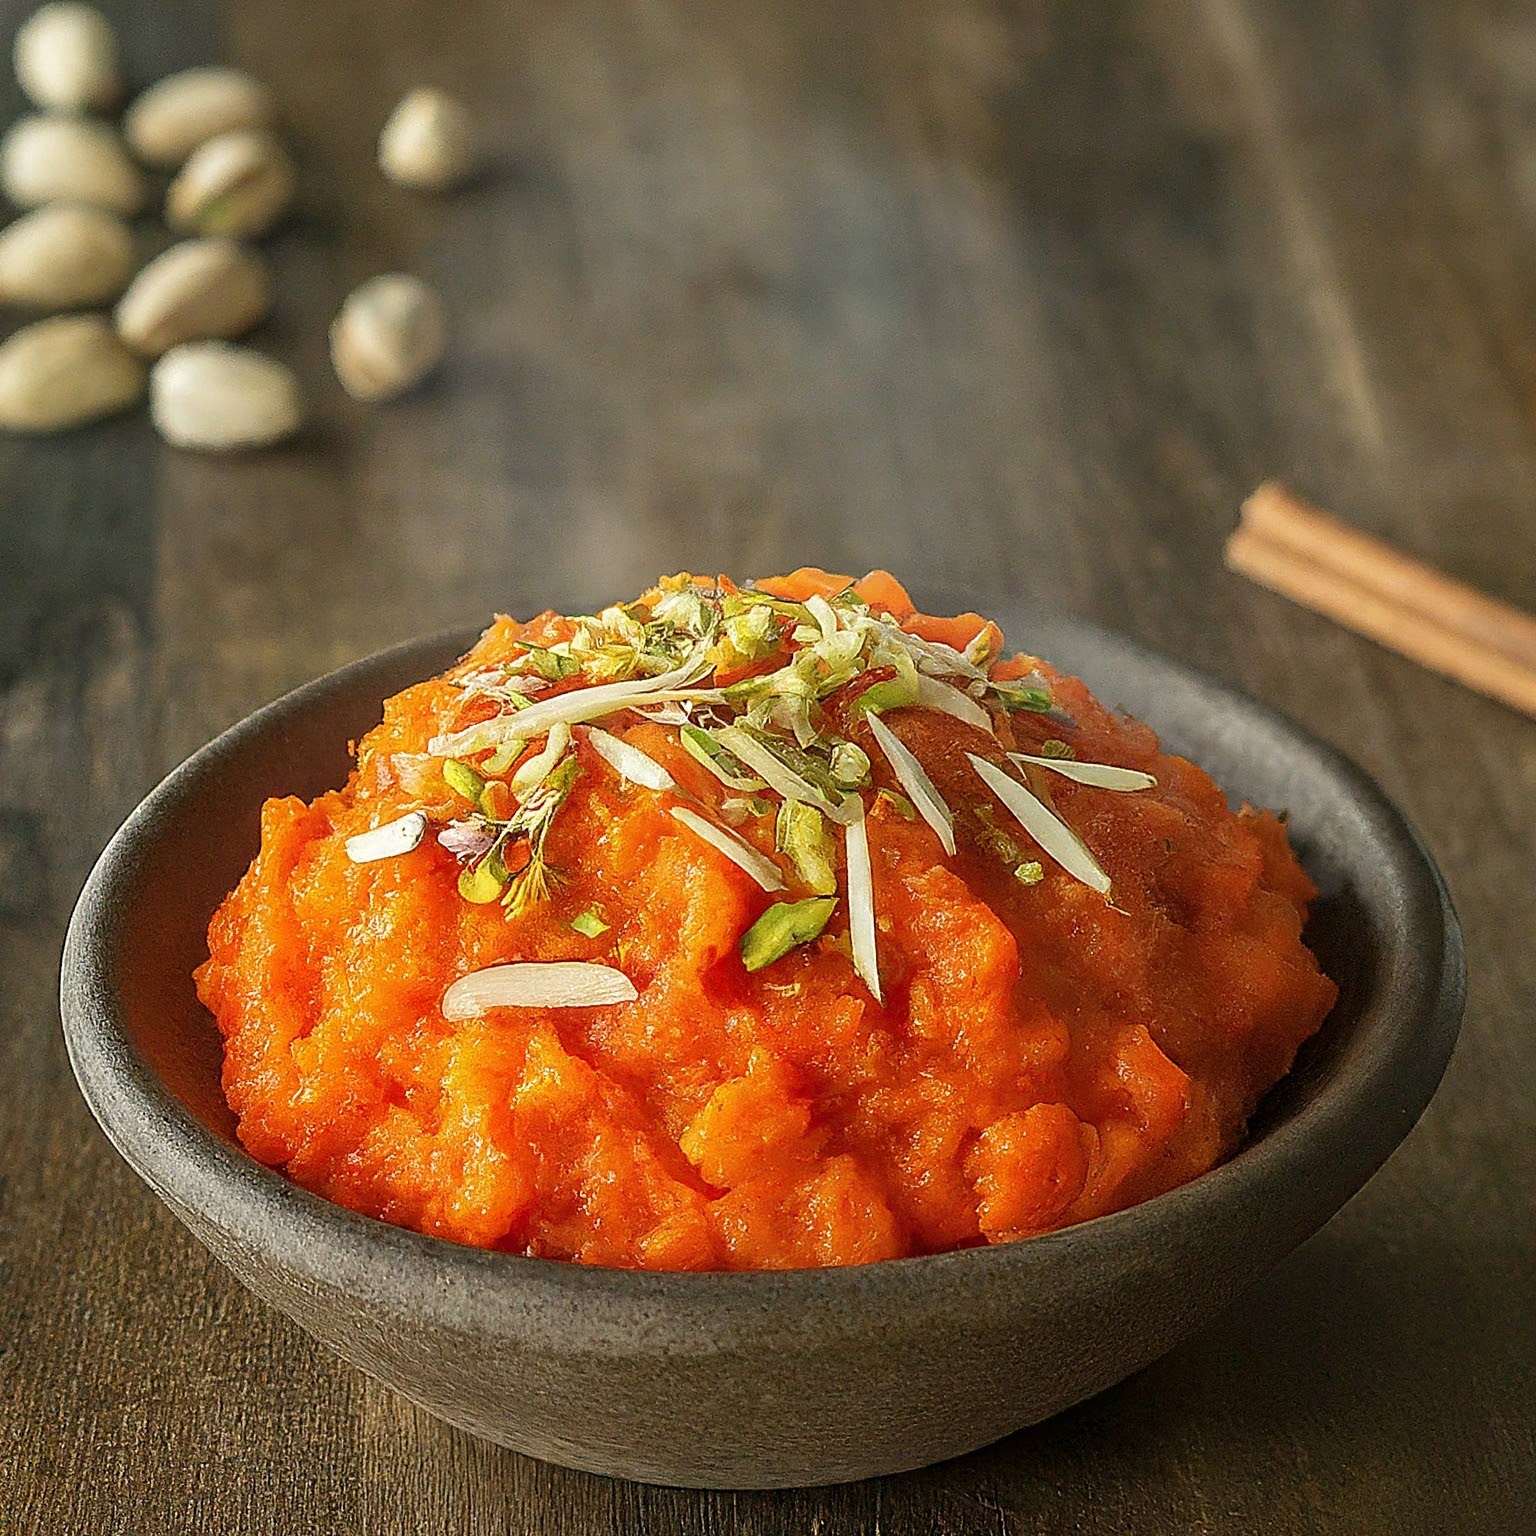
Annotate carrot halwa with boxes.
[196,570,1337,1271]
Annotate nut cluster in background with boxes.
[0,2,466,450]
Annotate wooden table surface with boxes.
[4,0,1534,1530]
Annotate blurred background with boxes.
[4,1,1534,1532]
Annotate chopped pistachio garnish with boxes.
[973,804,1022,864]
[804,593,840,642]
[724,605,778,658]
[650,587,709,634]
[519,644,581,681]
[459,845,508,903]
[714,724,855,823]
[829,741,871,788]
[420,575,1124,942]
[990,678,1054,713]
[848,653,920,717]
[739,896,838,972]
[680,724,765,790]
[964,627,1001,668]
[775,800,837,895]
[443,758,486,806]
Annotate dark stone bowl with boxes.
[60,606,1464,1488]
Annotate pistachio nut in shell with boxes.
[330,273,447,401]
[150,340,302,451]
[0,203,135,308]
[13,3,120,112]
[124,66,274,168]
[377,87,476,191]
[0,114,147,214]
[0,313,144,432]
[116,238,271,357]
[165,129,295,239]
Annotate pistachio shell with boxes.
[165,128,295,238]
[123,66,274,168]
[13,3,119,112]
[0,203,135,307]
[0,313,144,431]
[377,87,475,191]
[150,341,302,451]
[329,273,447,401]
[115,238,271,357]
[0,114,147,213]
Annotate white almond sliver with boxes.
[510,720,571,796]
[844,804,882,1004]
[586,726,676,791]
[896,628,989,682]
[713,725,858,824]
[914,673,993,731]
[345,809,427,864]
[669,806,785,892]
[1010,753,1156,791]
[865,712,955,855]
[967,753,1111,894]
[441,961,638,1019]
[427,653,714,756]
[634,700,690,725]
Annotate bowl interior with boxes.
[72,600,1460,1258]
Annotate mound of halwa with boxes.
[196,570,1336,1270]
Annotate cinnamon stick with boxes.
[1225,482,1536,718]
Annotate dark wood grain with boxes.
[3,0,1533,1530]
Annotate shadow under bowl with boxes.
[60,604,1464,1488]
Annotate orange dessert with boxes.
[196,571,1336,1271]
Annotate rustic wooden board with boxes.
[3,0,1533,1530]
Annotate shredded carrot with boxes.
[196,576,1336,1270]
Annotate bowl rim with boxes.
[61,613,1465,1348]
